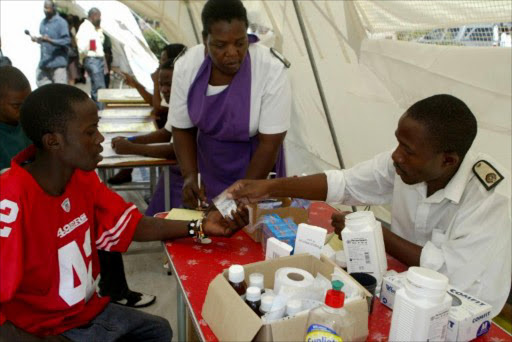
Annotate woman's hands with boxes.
[182,174,207,209]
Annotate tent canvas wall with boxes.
[118,0,511,172]
[121,0,511,221]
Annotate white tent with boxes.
[120,0,511,221]
[2,0,511,221]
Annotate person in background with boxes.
[31,0,70,86]
[500,25,512,48]
[109,44,186,186]
[103,34,113,88]
[76,7,106,109]
[66,14,80,86]
[0,84,247,341]
[170,0,291,209]
[0,66,32,171]
[112,60,184,214]
[227,94,511,318]
[0,37,12,67]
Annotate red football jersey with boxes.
[0,147,143,336]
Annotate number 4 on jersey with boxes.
[58,228,97,306]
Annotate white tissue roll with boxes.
[274,267,315,295]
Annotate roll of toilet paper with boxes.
[274,267,315,296]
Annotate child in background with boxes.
[0,66,32,171]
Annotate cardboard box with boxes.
[245,198,308,243]
[446,287,493,342]
[379,272,408,309]
[202,254,370,342]
[380,272,493,342]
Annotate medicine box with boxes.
[261,214,298,253]
[380,272,493,342]
[244,199,308,243]
[445,287,493,342]
[202,254,370,342]
[379,272,408,309]
[294,223,327,259]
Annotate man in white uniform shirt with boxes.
[227,94,511,317]
[76,7,105,109]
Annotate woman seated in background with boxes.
[111,59,184,215]
[108,43,185,185]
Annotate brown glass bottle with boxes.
[228,265,247,297]
[245,286,262,317]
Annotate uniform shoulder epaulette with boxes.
[472,160,504,191]
[270,47,291,69]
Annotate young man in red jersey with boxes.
[0,84,246,341]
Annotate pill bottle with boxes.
[341,211,387,284]
[249,273,265,293]
[228,265,247,298]
[389,267,451,341]
[286,299,302,317]
[260,294,274,315]
[246,286,262,317]
[304,289,355,342]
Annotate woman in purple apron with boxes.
[171,0,290,208]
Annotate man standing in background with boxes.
[76,7,106,109]
[32,1,70,86]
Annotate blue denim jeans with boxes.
[61,303,172,342]
[83,57,106,109]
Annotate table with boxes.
[97,101,174,210]
[98,159,176,211]
[160,203,512,342]
[98,88,146,105]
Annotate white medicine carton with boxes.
[379,272,493,342]
[379,272,407,309]
[445,287,493,342]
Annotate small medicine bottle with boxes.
[286,299,302,317]
[260,294,274,315]
[245,286,262,317]
[228,265,247,298]
[249,273,265,293]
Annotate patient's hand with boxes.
[203,207,249,237]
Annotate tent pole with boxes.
[293,0,356,212]
[292,1,345,170]
[185,0,201,44]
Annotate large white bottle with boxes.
[341,211,387,284]
[389,267,452,342]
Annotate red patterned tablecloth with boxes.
[161,204,511,342]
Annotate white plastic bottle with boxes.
[286,299,302,317]
[389,267,452,342]
[249,273,265,293]
[341,211,387,284]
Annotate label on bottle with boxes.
[427,309,449,341]
[305,324,342,342]
[345,235,374,273]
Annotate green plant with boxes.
[143,28,167,57]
